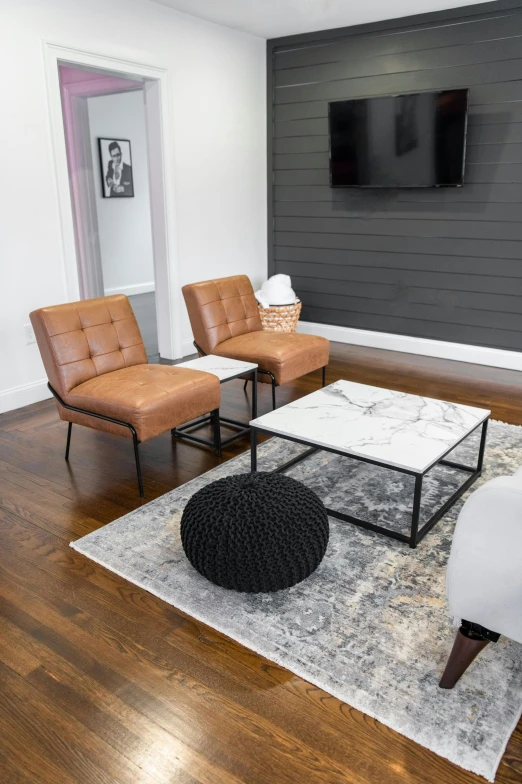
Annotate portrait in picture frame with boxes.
[98,138,134,198]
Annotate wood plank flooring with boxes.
[1,341,521,784]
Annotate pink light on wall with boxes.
[59,65,144,298]
[59,65,143,93]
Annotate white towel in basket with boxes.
[255,274,297,308]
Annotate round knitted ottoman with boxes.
[180,472,329,593]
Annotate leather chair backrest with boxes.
[30,294,148,398]
[182,275,262,355]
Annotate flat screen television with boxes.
[328,89,469,188]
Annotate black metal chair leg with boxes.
[132,432,144,497]
[65,422,72,461]
[272,377,276,410]
[322,366,326,387]
[243,379,248,391]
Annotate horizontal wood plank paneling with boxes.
[275,36,522,89]
[275,231,522,259]
[273,184,522,203]
[300,303,522,351]
[273,200,522,222]
[274,111,522,138]
[273,125,522,154]
[275,59,522,104]
[274,246,522,278]
[273,81,522,122]
[274,161,522,185]
[268,1,522,351]
[274,12,522,70]
[277,260,522,293]
[275,216,522,241]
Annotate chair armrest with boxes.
[447,476,522,644]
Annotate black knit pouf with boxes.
[180,472,329,593]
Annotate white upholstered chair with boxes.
[439,468,522,688]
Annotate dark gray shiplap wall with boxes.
[267,0,522,351]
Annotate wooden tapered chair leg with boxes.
[439,622,499,689]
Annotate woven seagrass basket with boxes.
[258,299,302,333]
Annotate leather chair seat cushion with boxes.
[213,332,329,386]
[63,365,220,442]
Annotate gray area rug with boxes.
[71,420,522,781]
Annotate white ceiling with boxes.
[150,0,494,39]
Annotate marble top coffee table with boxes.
[172,355,258,455]
[250,380,490,548]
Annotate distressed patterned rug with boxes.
[71,420,522,781]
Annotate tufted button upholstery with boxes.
[182,275,329,386]
[30,294,220,443]
[30,295,148,397]
[181,275,262,355]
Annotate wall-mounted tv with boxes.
[329,88,469,188]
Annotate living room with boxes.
[1,0,521,782]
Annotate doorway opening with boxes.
[58,63,159,359]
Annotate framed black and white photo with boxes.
[98,138,134,198]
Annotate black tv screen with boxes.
[329,89,469,188]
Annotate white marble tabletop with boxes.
[250,380,490,473]
[176,354,257,383]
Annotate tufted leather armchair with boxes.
[182,275,329,409]
[30,294,220,496]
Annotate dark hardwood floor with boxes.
[1,341,521,784]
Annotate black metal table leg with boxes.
[212,408,222,457]
[252,368,258,419]
[251,427,257,472]
[477,418,488,472]
[409,474,423,549]
[172,367,258,453]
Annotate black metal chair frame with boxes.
[194,341,327,410]
[48,383,220,499]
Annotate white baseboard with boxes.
[105,282,155,297]
[297,320,522,372]
[0,379,51,414]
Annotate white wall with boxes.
[0,0,266,412]
[87,90,155,296]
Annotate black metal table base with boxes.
[250,418,488,549]
[172,368,257,455]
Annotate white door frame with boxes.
[43,41,183,359]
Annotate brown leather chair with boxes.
[182,275,329,408]
[30,294,220,497]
